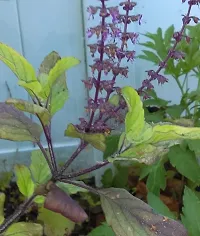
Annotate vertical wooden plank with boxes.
[17,0,88,145]
[0,0,30,154]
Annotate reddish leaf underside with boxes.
[44,183,88,223]
[100,188,188,236]
[0,102,42,142]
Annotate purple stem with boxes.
[0,194,36,233]
[44,125,58,172]
[87,0,106,129]
[61,160,109,179]
[36,141,54,175]
[138,4,193,94]
[32,95,57,173]
[58,1,131,170]
[36,113,57,173]
[99,0,131,120]
[58,141,88,175]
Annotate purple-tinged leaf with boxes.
[65,123,106,152]
[44,183,88,223]
[0,103,42,142]
[6,98,50,125]
[100,188,188,236]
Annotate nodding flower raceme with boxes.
[137,0,199,98]
[77,0,141,133]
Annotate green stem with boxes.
[194,70,200,116]
[59,179,99,195]
[174,75,191,116]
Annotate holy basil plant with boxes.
[0,41,191,235]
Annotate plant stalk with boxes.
[138,4,193,93]
[87,0,106,129]
[99,0,131,120]
[0,195,36,234]
[61,160,109,179]
[58,142,88,175]
[174,75,191,116]
[59,179,99,195]
[36,141,54,175]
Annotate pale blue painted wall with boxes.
[0,0,95,171]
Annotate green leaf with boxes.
[143,32,157,41]
[121,86,145,142]
[56,181,88,194]
[141,28,167,60]
[103,135,120,159]
[30,150,51,185]
[112,164,129,188]
[191,50,200,68]
[42,56,80,98]
[147,192,176,220]
[138,50,161,64]
[165,118,194,127]
[34,195,45,204]
[187,139,200,154]
[146,160,166,195]
[109,94,120,106]
[100,188,187,236]
[164,25,174,47]
[143,98,169,107]
[4,222,43,236]
[139,165,152,180]
[50,71,68,116]
[145,89,158,99]
[0,193,5,224]
[166,105,184,118]
[182,186,200,236]
[80,192,101,208]
[6,98,50,125]
[165,59,180,77]
[37,207,75,236]
[147,123,200,145]
[38,51,71,116]
[168,145,200,183]
[101,169,113,188]
[0,103,42,142]
[88,222,115,236]
[117,143,168,165]
[65,123,106,152]
[38,51,63,84]
[145,109,165,123]
[155,28,168,59]
[0,42,42,95]
[0,171,13,191]
[14,164,34,197]
[139,41,156,50]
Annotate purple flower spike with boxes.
[87,6,99,19]
[86,28,94,38]
[108,7,120,23]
